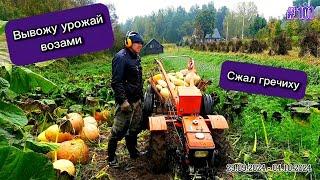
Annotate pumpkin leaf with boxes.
[26,140,59,154]
[0,146,56,180]
[7,67,57,94]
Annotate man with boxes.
[108,31,144,167]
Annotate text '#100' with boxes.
[219,61,307,100]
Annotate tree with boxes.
[215,6,229,37]
[194,2,216,39]
[248,15,267,37]
[223,11,242,39]
[237,1,258,39]
[0,0,93,20]
[293,0,320,7]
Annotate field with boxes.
[1,38,319,179]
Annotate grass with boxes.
[0,21,7,35]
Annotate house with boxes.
[204,28,222,43]
[141,39,163,56]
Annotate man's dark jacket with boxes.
[111,48,143,105]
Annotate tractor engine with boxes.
[176,87,216,178]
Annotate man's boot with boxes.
[108,136,119,167]
[125,135,140,159]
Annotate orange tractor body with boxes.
[144,57,229,179]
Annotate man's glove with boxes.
[120,100,131,112]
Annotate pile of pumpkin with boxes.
[37,111,109,176]
[152,69,201,100]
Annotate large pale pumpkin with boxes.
[175,72,184,79]
[157,80,167,88]
[80,124,100,141]
[65,113,84,134]
[83,116,98,127]
[53,159,76,176]
[160,88,170,100]
[45,125,73,143]
[56,139,89,164]
[173,79,185,86]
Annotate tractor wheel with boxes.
[149,132,167,174]
[211,129,231,167]
[201,94,214,116]
[142,85,154,130]
[143,85,154,114]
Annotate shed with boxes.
[204,28,222,43]
[212,28,221,41]
[141,39,164,56]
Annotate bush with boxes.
[232,40,242,52]
[299,31,320,57]
[248,39,263,53]
[240,41,249,53]
[272,33,291,55]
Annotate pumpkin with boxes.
[185,72,201,86]
[80,124,100,141]
[160,88,170,100]
[45,124,73,143]
[95,110,110,124]
[168,74,177,82]
[152,74,163,82]
[56,139,89,164]
[156,84,162,91]
[83,116,97,127]
[180,69,188,76]
[53,159,76,176]
[175,72,184,79]
[37,131,48,142]
[94,111,104,122]
[173,79,185,86]
[157,80,167,88]
[65,113,84,134]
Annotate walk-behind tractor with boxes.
[143,57,229,179]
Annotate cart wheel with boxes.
[201,94,214,116]
[149,132,167,173]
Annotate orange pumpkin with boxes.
[56,139,89,164]
[65,113,84,134]
[80,124,99,141]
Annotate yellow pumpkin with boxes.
[173,79,185,86]
[45,125,73,143]
[152,74,163,82]
[53,159,76,176]
[37,131,48,142]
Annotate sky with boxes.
[97,0,294,23]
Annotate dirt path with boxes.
[79,123,234,180]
